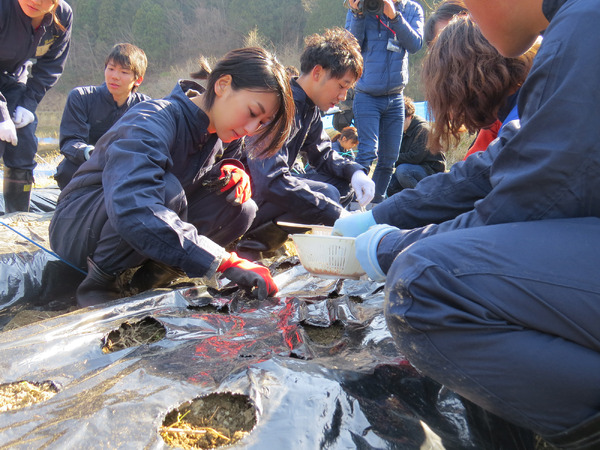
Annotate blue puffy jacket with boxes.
[345,0,423,96]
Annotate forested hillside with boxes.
[42,0,433,112]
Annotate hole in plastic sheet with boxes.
[0,380,59,412]
[303,321,345,346]
[160,392,256,449]
[187,296,231,315]
[101,316,166,353]
[348,295,364,303]
[268,255,300,273]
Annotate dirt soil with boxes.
[303,321,345,346]
[101,317,166,353]
[160,392,256,449]
[0,380,58,412]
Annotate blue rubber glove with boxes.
[83,145,95,160]
[355,224,398,282]
[332,210,376,237]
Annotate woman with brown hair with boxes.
[422,14,538,157]
[50,47,294,306]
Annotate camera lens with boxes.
[363,0,383,14]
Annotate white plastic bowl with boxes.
[291,234,366,279]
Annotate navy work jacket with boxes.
[243,79,365,224]
[372,0,600,272]
[0,0,72,121]
[59,83,151,165]
[59,80,233,277]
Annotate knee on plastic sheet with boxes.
[382,249,450,371]
[384,278,424,359]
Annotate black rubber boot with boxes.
[128,259,186,294]
[542,412,600,450]
[3,167,33,213]
[76,257,122,307]
[236,221,290,260]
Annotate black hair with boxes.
[190,47,294,158]
[300,27,363,80]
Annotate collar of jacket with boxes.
[291,78,316,110]
[40,12,53,28]
[405,115,427,136]
[542,0,567,21]
[175,79,212,144]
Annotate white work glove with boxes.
[351,170,375,207]
[0,118,18,146]
[13,106,35,129]
[83,145,94,160]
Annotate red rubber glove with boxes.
[219,164,252,205]
[218,252,278,299]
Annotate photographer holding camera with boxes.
[345,0,423,203]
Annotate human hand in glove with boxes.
[83,145,94,160]
[219,164,252,205]
[12,106,35,129]
[218,252,278,299]
[351,170,375,207]
[355,224,399,281]
[332,210,376,237]
[0,119,18,146]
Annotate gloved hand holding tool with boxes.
[0,119,18,146]
[219,164,252,205]
[12,106,35,129]
[218,252,278,299]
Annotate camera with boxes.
[360,0,384,15]
[345,0,385,16]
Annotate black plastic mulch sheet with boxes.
[0,230,537,449]
[0,212,84,320]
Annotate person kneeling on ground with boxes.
[49,47,294,307]
[234,28,375,259]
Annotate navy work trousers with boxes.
[0,78,38,171]
[384,218,600,438]
[250,172,351,231]
[50,171,256,274]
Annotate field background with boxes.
[32,0,473,167]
